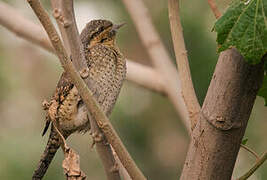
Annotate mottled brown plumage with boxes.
[32,19,126,180]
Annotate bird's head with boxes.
[81,19,125,48]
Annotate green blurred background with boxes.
[0,0,266,179]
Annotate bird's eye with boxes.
[99,26,104,32]
[100,38,107,43]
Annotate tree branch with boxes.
[180,48,264,180]
[168,0,201,130]
[111,147,132,180]
[27,0,146,179]
[90,115,121,180]
[126,60,165,95]
[207,0,221,19]
[240,144,260,160]
[237,151,267,180]
[121,0,190,131]
[0,2,53,52]
[50,0,87,70]
[49,1,121,179]
[0,2,164,95]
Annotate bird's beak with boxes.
[111,22,126,32]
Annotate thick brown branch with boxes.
[27,0,146,179]
[0,2,163,95]
[180,48,264,180]
[207,0,221,19]
[121,0,190,131]
[237,151,267,180]
[168,0,201,130]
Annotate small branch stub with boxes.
[201,110,242,130]
[42,99,50,110]
[91,132,104,143]
[110,163,119,173]
[53,8,61,20]
[79,67,89,79]
[52,8,70,28]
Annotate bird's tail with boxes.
[32,126,69,180]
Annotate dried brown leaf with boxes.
[62,148,86,180]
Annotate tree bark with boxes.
[180,48,264,180]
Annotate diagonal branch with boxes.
[111,147,132,180]
[207,0,221,19]
[121,0,190,131]
[168,0,201,130]
[50,0,120,179]
[237,151,267,180]
[27,0,146,179]
[240,144,260,160]
[0,2,52,52]
[126,60,165,94]
[0,2,164,95]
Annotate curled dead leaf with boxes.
[62,148,86,180]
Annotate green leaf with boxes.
[258,74,267,105]
[214,0,267,64]
[241,138,248,145]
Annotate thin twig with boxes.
[168,0,201,130]
[240,144,260,160]
[237,151,267,180]
[0,2,164,95]
[52,122,69,151]
[207,0,221,19]
[50,1,121,179]
[27,0,146,179]
[121,0,190,132]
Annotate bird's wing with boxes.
[85,44,123,115]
